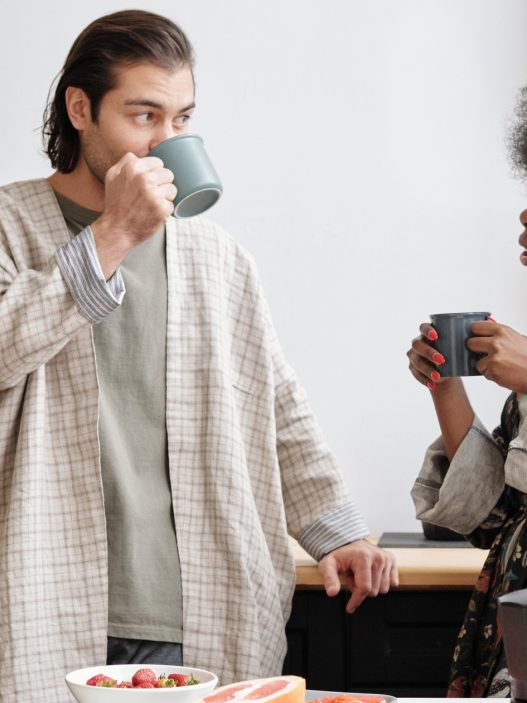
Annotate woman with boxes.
[408,224,527,696]
[408,88,527,697]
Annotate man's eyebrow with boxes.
[123,98,196,112]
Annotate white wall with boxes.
[2,0,527,534]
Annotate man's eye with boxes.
[175,114,192,127]
[136,113,154,123]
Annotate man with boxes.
[0,10,397,701]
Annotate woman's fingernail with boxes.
[432,352,445,365]
[487,316,496,322]
[427,382,436,391]
[431,371,440,382]
[427,329,438,341]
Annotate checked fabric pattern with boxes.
[0,179,368,702]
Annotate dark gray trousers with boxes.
[106,637,183,666]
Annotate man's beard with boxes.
[81,133,117,186]
[83,154,109,187]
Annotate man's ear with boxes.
[65,86,91,130]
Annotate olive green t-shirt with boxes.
[54,192,182,642]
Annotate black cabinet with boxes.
[284,588,471,697]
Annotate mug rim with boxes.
[174,186,223,218]
[149,133,203,154]
[430,311,491,318]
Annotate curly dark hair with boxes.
[508,85,527,181]
[42,9,194,173]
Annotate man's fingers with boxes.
[322,543,398,616]
[319,555,342,597]
[159,183,177,202]
[149,166,175,186]
[379,552,398,593]
[346,586,368,614]
[346,551,398,612]
[345,559,372,614]
[390,558,400,588]
[108,155,168,182]
[369,556,384,597]
[139,155,166,172]
[378,560,392,595]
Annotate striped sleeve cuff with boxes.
[298,503,370,562]
[55,225,125,323]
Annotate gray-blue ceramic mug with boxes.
[148,134,222,218]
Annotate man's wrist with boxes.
[91,216,132,280]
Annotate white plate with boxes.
[305,692,396,703]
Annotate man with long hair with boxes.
[0,10,397,701]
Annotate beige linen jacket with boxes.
[0,179,357,702]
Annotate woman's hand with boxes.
[469,321,527,394]
[407,322,451,391]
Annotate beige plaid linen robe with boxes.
[0,179,361,702]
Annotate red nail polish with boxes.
[427,329,438,341]
[427,382,436,391]
[431,371,440,382]
[432,352,445,365]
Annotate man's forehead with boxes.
[110,61,195,99]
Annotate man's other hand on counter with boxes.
[319,539,399,614]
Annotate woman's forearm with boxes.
[431,378,475,461]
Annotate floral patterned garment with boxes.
[448,392,527,697]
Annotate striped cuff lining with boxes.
[56,226,125,323]
[298,503,370,561]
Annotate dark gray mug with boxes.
[430,311,491,377]
[148,134,222,218]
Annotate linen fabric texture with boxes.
[0,179,368,702]
[411,393,527,696]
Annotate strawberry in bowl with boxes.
[65,664,217,702]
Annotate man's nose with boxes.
[520,209,527,227]
[149,123,176,151]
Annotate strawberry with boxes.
[132,668,157,687]
[86,674,116,687]
[168,673,190,686]
[134,681,156,688]
[156,675,176,688]
[116,681,133,688]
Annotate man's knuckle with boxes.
[138,171,152,187]
[373,552,385,566]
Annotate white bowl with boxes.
[65,664,218,703]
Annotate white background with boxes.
[2,0,527,535]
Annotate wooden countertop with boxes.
[293,538,488,590]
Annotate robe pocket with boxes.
[231,372,265,397]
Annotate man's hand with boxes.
[468,321,527,394]
[318,539,398,614]
[91,153,177,279]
